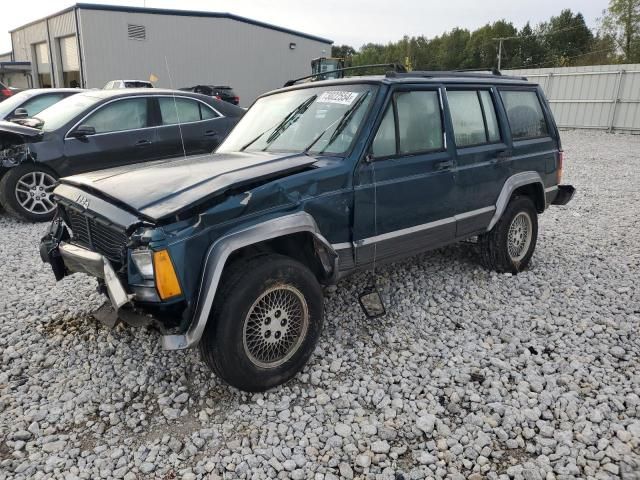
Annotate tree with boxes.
[463,21,517,70]
[540,9,594,66]
[331,45,356,61]
[513,22,546,68]
[600,0,640,62]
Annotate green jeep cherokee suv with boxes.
[41,70,575,391]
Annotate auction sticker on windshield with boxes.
[317,91,359,105]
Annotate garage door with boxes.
[60,36,79,72]
[34,42,50,73]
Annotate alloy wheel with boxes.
[242,285,309,369]
[14,171,57,215]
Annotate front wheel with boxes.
[478,196,538,273]
[0,164,58,222]
[199,254,324,392]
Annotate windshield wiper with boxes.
[305,91,370,155]
[239,95,317,152]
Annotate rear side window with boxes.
[500,90,549,139]
[159,97,218,125]
[447,90,501,147]
[371,90,443,158]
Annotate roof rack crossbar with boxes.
[283,63,407,87]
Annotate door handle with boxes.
[496,149,512,161]
[435,160,454,171]
[204,130,218,137]
[136,139,152,146]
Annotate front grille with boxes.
[66,208,129,264]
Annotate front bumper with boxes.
[57,242,131,309]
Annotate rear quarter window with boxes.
[500,90,549,140]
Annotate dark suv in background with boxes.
[41,71,574,392]
[181,85,240,105]
[0,89,243,221]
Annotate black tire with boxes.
[478,196,538,273]
[0,164,58,222]
[199,254,324,392]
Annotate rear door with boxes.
[498,87,559,189]
[155,96,226,157]
[445,86,511,236]
[353,85,457,266]
[63,97,157,173]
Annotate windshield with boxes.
[217,84,377,155]
[32,93,102,132]
[0,90,38,118]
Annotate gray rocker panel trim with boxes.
[487,171,546,231]
[161,212,337,350]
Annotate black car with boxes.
[0,88,83,121]
[0,89,243,221]
[181,85,240,105]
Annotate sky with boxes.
[1,0,609,54]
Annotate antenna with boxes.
[164,56,187,159]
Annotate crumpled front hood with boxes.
[0,120,42,138]
[59,151,318,221]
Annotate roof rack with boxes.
[283,63,407,87]
[386,68,528,81]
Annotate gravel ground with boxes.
[1,130,639,480]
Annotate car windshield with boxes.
[32,93,102,131]
[125,81,152,88]
[0,90,38,118]
[217,84,377,156]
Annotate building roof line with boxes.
[9,3,333,44]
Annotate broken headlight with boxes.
[0,144,30,167]
[131,249,154,279]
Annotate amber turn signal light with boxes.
[153,250,182,300]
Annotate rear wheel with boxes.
[478,196,538,273]
[0,164,58,222]
[199,254,324,392]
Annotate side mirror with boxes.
[70,125,96,138]
[12,108,29,119]
[358,287,386,318]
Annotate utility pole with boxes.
[493,38,504,71]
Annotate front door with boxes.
[63,97,157,174]
[353,86,457,267]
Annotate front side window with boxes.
[83,98,148,134]
[21,93,67,117]
[217,84,377,156]
[500,90,549,139]
[371,90,443,158]
[447,90,501,147]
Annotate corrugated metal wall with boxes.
[507,64,640,133]
[77,9,330,106]
[10,10,78,88]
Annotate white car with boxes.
[103,80,153,89]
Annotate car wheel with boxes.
[0,164,58,222]
[478,196,538,273]
[199,254,324,392]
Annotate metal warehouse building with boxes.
[2,3,333,105]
